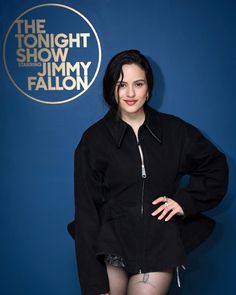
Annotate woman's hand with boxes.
[151,196,184,221]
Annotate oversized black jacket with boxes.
[70,106,228,295]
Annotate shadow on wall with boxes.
[147,56,165,110]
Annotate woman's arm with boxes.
[74,135,109,295]
[173,123,228,217]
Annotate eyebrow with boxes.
[117,79,146,83]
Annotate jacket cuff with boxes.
[173,188,197,217]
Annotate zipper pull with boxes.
[142,164,147,178]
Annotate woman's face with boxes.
[115,63,149,118]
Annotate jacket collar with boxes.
[104,105,162,147]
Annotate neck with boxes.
[121,109,145,137]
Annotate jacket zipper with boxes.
[137,139,147,273]
[137,141,147,180]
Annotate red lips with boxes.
[124,100,137,106]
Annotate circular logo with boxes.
[3,3,102,104]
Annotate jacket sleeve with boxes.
[74,135,109,295]
[174,123,228,217]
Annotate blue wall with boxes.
[1,0,235,294]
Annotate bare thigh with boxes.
[127,270,173,295]
[105,263,129,295]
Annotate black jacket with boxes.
[69,106,228,295]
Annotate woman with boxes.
[69,49,228,295]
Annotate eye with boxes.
[135,82,144,87]
[117,82,126,88]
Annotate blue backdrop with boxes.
[1,0,235,294]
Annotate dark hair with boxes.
[103,49,153,114]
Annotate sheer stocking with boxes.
[105,263,129,295]
[127,270,173,295]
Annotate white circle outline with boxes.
[3,3,102,105]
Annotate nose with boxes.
[126,85,135,98]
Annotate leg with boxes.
[127,270,173,295]
[105,263,129,295]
